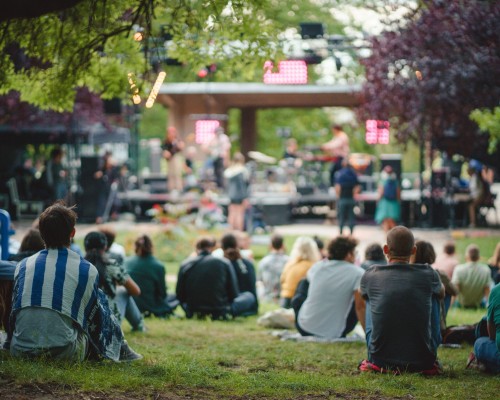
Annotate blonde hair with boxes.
[289,236,321,264]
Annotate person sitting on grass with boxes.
[84,231,146,332]
[221,233,258,315]
[257,234,289,302]
[452,244,492,308]
[10,202,141,362]
[295,236,365,339]
[126,235,178,318]
[176,237,255,319]
[359,226,444,374]
[467,282,500,373]
[8,228,45,262]
[360,243,386,270]
[280,236,321,309]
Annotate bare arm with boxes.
[123,277,141,296]
[354,290,366,332]
[484,285,491,304]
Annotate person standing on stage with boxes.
[204,127,231,189]
[162,126,185,195]
[224,153,250,232]
[321,124,350,186]
[94,151,118,224]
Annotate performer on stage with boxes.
[162,126,185,195]
[204,127,231,189]
[321,124,350,186]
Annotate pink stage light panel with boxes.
[365,120,390,144]
[263,60,308,84]
[195,120,220,144]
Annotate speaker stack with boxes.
[77,156,100,222]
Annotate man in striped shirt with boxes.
[10,202,135,362]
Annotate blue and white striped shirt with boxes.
[12,248,99,330]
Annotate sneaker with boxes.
[119,340,143,362]
[466,352,486,371]
[131,320,147,333]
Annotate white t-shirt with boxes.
[297,259,364,339]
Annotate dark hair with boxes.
[98,227,116,249]
[84,231,108,252]
[466,244,480,262]
[38,202,77,248]
[270,234,284,251]
[221,233,241,262]
[19,228,45,253]
[387,226,415,257]
[443,242,455,255]
[313,235,324,251]
[414,240,436,264]
[364,243,385,261]
[327,236,358,261]
[135,235,153,257]
[196,236,216,252]
[50,147,63,159]
[84,249,112,295]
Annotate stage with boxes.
[117,187,481,229]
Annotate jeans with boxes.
[231,291,258,317]
[337,198,356,234]
[474,337,500,373]
[114,287,144,330]
[364,297,441,361]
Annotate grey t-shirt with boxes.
[360,263,442,371]
[11,307,79,356]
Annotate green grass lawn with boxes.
[1,306,498,399]
[4,229,499,398]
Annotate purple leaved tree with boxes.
[359,0,500,164]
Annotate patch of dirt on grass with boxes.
[0,381,418,400]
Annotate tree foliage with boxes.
[359,0,500,158]
[0,0,279,111]
[470,107,500,153]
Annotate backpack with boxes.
[383,179,398,200]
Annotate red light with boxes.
[263,60,308,84]
[195,120,220,144]
[366,120,390,145]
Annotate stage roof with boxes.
[158,82,362,108]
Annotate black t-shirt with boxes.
[360,263,442,371]
[336,167,359,199]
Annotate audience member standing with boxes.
[280,237,321,309]
[224,153,250,232]
[452,244,492,308]
[296,236,365,339]
[360,226,444,373]
[374,166,400,232]
[258,234,289,302]
[94,151,118,224]
[126,235,176,318]
[162,126,185,194]
[334,161,360,235]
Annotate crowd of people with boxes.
[1,201,499,375]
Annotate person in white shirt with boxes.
[296,236,365,339]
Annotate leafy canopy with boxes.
[0,0,279,111]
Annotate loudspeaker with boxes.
[78,156,100,221]
[380,154,402,181]
[431,168,450,190]
[103,98,122,114]
[300,23,324,39]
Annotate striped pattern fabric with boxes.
[12,248,99,330]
